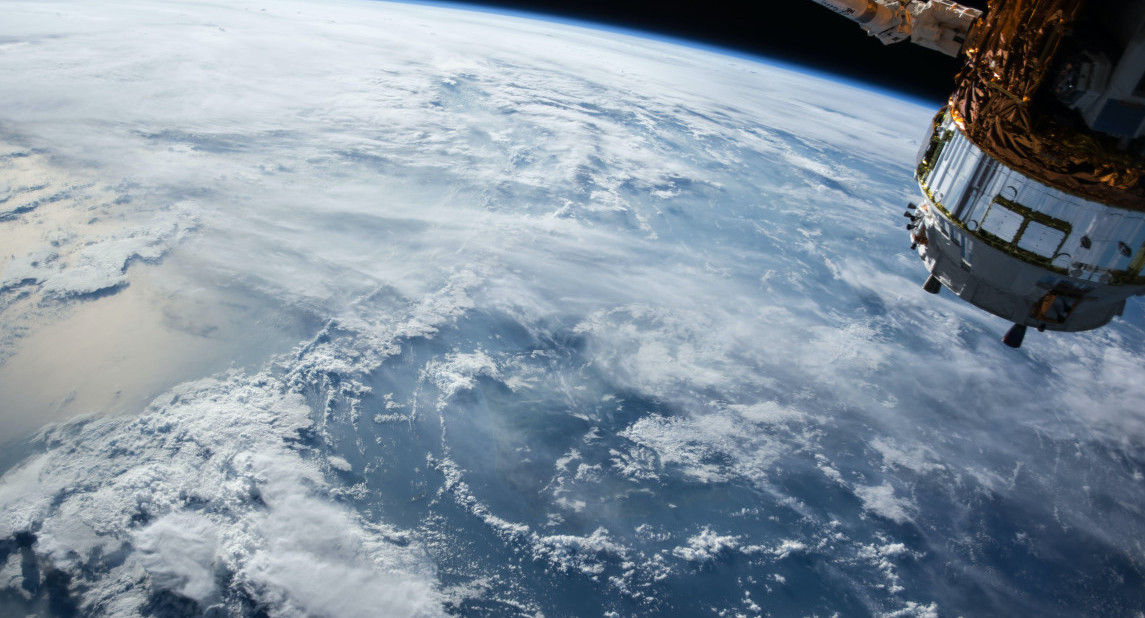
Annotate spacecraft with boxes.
[813,0,1145,347]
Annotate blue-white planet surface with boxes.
[2,1,1144,616]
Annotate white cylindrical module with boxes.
[913,111,1145,332]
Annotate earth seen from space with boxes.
[1,1,1145,616]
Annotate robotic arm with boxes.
[808,0,982,57]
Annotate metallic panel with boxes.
[919,112,1145,285]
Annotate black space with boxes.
[447,0,990,102]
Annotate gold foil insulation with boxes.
[949,0,1145,211]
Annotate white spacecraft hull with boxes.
[913,110,1145,334]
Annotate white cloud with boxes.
[671,528,741,562]
[134,513,221,604]
[423,350,500,402]
[854,483,917,525]
[0,372,444,616]
[870,438,945,475]
[881,600,940,618]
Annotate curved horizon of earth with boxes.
[1,1,1143,616]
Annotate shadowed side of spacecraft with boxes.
[810,0,1145,348]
